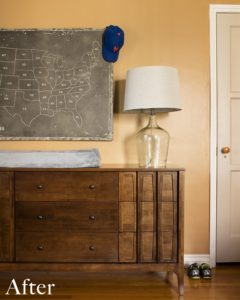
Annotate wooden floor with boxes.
[0,264,239,299]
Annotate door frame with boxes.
[209,4,240,267]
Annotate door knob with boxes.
[221,147,231,154]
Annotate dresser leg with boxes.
[166,271,173,283]
[177,272,184,296]
[167,270,184,296]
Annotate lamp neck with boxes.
[147,112,159,128]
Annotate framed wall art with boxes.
[0,29,113,140]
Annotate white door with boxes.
[217,13,240,262]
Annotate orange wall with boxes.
[1,0,239,254]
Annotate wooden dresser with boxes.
[0,165,184,295]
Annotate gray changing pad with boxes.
[0,149,101,168]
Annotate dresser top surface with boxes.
[0,164,185,172]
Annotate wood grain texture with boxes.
[159,202,176,231]
[158,202,177,262]
[177,170,185,295]
[118,172,137,263]
[119,232,136,262]
[139,232,156,263]
[0,262,178,272]
[141,202,155,232]
[158,172,178,263]
[16,232,118,262]
[0,265,239,300]
[119,202,136,232]
[0,167,185,295]
[0,165,185,172]
[0,172,14,262]
[138,172,156,263]
[15,171,118,201]
[158,231,177,262]
[119,172,136,202]
[16,201,118,232]
[158,172,177,202]
[139,172,156,202]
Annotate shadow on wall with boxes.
[114,79,138,163]
[113,80,125,114]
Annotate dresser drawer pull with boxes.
[36,184,44,190]
[37,245,44,251]
[37,215,44,221]
[89,184,96,190]
[89,246,95,251]
[89,215,96,221]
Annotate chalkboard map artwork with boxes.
[0,29,113,140]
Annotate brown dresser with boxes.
[0,165,184,295]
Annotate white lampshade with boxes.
[124,66,181,113]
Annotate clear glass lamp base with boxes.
[137,114,169,168]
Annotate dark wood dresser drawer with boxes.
[16,201,118,232]
[16,232,118,262]
[15,171,118,201]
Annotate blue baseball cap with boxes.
[102,25,124,63]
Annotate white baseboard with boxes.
[184,254,210,266]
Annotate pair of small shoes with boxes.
[187,263,212,279]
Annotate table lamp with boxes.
[124,66,181,167]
